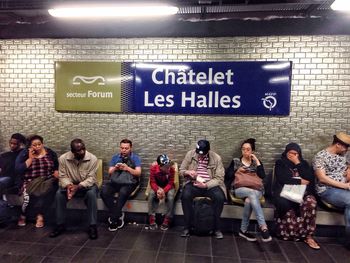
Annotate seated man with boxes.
[100,139,141,232]
[148,154,175,231]
[50,139,99,240]
[313,132,350,248]
[0,133,26,196]
[180,139,226,239]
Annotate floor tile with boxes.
[160,233,187,254]
[13,227,50,242]
[1,241,32,256]
[323,243,350,263]
[213,256,240,263]
[211,235,237,258]
[185,235,211,256]
[134,231,163,251]
[48,245,81,258]
[0,254,26,263]
[260,240,286,262]
[156,252,185,263]
[109,230,140,250]
[277,240,308,263]
[71,247,105,263]
[21,255,45,263]
[128,250,158,263]
[41,256,71,263]
[241,259,266,263]
[97,248,132,263]
[60,231,90,246]
[28,243,57,257]
[236,240,267,261]
[184,254,211,263]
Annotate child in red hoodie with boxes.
[148,154,175,230]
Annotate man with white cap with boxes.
[179,139,226,239]
[313,131,350,248]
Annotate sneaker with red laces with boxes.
[149,215,157,230]
[160,216,171,231]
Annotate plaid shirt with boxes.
[24,154,54,182]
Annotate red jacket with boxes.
[150,163,175,193]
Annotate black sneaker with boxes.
[117,212,125,229]
[261,229,272,242]
[108,223,118,232]
[239,230,257,242]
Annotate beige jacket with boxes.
[180,149,226,198]
[58,150,98,188]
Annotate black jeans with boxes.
[181,183,225,231]
[100,182,138,222]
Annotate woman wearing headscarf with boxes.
[274,142,320,249]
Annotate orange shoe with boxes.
[17,215,26,227]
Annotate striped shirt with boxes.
[196,155,210,182]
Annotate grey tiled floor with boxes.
[0,223,349,263]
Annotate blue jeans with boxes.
[319,187,350,230]
[0,177,13,195]
[148,188,175,218]
[235,187,267,232]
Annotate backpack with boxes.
[192,198,214,235]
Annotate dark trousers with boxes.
[55,185,98,225]
[181,183,225,231]
[0,177,12,196]
[100,182,137,222]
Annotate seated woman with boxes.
[228,138,272,242]
[274,143,320,250]
[15,135,58,228]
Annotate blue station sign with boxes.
[133,61,292,115]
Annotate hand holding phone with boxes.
[28,147,35,158]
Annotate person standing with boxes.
[50,138,98,240]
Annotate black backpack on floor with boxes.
[192,198,214,235]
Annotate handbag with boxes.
[280,184,306,203]
[111,170,137,185]
[110,156,137,185]
[233,167,263,190]
[26,176,56,197]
